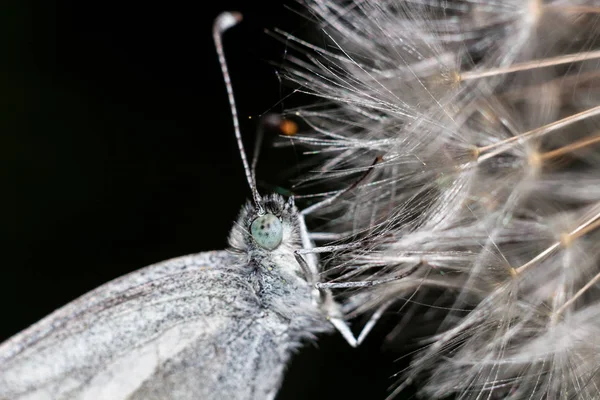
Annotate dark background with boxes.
[2,1,409,398]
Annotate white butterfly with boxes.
[0,12,379,400]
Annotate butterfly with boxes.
[0,12,379,400]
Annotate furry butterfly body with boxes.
[0,195,332,399]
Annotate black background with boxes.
[3,1,408,398]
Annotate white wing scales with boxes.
[125,315,289,400]
[0,251,295,400]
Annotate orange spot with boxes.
[279,119,298,136]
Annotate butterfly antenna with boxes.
[251,116,265,188]
[213,11,264,213]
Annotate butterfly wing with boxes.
[0,251,290,400]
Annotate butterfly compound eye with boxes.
[251,213,283,250]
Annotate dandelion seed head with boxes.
[281,0,600,398]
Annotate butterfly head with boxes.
[251,212,283,250]
[229,193,300,257]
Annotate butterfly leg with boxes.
[355,299,394,345]
[294,247,392,347]
[295,212,360,348]
[308,232,347,241]
[295,208,319,279]
[319,291,393,347]
[295,214,398,346]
